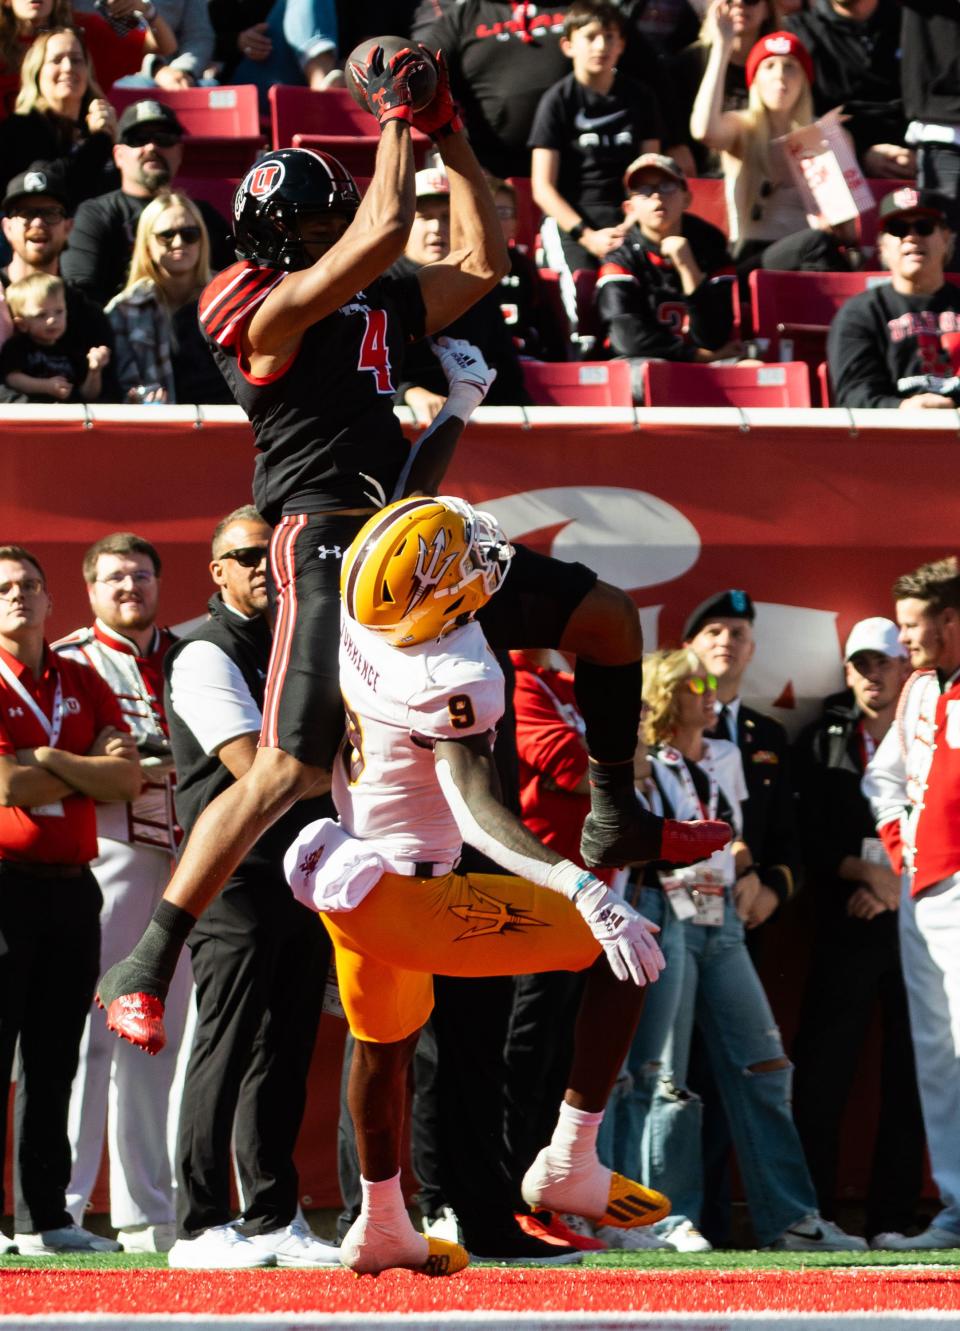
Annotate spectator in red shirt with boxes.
[0,545,140,1257]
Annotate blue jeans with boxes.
[232,0,337,110]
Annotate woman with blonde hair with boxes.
[107,190,231,404]
[0,0,70,115]
[691,8,825,270]
[601,647,868,1253]
[0,26,116,205]
[667,0,781,178]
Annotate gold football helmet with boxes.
[341,495,513,647]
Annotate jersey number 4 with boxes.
[358,309,395,394]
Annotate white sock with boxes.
[360,1171,409,1224]
[341,1173,429,1274]
[549,1102,605,1167]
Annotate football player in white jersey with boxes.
[285,496,732,1277]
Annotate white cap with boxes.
[414,166,449,199]
[844,617,906,662]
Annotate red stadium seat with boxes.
[749,269,891,367]
[176,175,239,224]
[292,133,431,172]
[533,269,572,351]
[504,177,541,255]
[270,85,429,151]
[641,360,812,407]
[817,361,832,406]
[109,84,264,177]
[686,177,728,235]
[522,359,633,406]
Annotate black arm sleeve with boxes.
[685,276,734,351]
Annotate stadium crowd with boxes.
[0,0,959,1277]
[0,0,958,406]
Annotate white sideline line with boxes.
[4,1316,960,1329]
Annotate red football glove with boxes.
[348,43,429,128]
[411,46,463,140]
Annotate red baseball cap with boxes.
[744,31,814,89]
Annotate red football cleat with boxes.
[98,992,167,1056]
[516,1210,607,1251]
[660,819,733,865]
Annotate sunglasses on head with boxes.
[154,225,202,247]
[684,674,718,695]
[219,546,268,568]
[884,216,938,238]
[124,129,181,149]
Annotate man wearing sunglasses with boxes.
[828,188,960,408]
[162,506,337,1269]
[0,163,119,404]
[61,99,234,308]
[595,154,739,398]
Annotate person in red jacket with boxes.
[863,555,960,1251]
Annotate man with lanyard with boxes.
[54,533,191,1254]
[0,545,140,1256]
[864,556,960,1251]
[97,44,728,1056]
[792,617,922,1247]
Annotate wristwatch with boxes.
[567,220,586,243]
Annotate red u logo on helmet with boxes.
[248,162,283,197]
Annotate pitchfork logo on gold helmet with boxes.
[340,496,513,647]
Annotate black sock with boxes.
[100,901,195,1003]
[573,659,641,766]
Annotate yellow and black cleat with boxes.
[419,1237,470,1276]
[598,1173,671,1229]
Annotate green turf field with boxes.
[2,1249,959,1271]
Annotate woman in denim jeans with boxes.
[603,649,867,1253]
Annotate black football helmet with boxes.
[233,147,361,270]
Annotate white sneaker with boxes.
[117,1223,177,1254]
[422,1206,464,1245]
[0,1231,17,1255]
[871,1225,960,1251]
[167,1224,276,1269]
[15,1223,122,1255]
[595,1223,673,1251]
[245,1219,341,1266]
[766,1215,868,1252]
[659,1219,713,1253]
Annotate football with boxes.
[345,35,438,117]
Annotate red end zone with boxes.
[2,1268,960,1316]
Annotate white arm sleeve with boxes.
[168,640,262,756]
[862,719,908,831]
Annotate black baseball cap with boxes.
[878,187,951,230]
[682,589,756,642]
[2,162,70,214]
[118,99,186,144]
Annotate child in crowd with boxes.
[1,271,110,401]
[529,0,662,328]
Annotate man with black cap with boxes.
[61,100,233,308]
[828,187,960,408]
[683,589,800,932]
[791,616,923,1246]
[0,163,118,404]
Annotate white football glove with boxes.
[574,879,665,986]
[430,336,497,401]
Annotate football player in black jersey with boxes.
[97,43,730,1067]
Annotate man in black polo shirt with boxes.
[164,506,337,1271]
